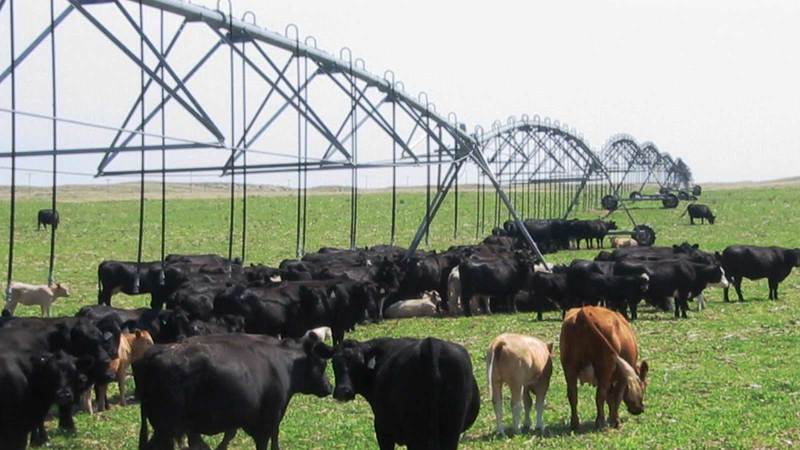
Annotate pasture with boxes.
[1,184,799,449]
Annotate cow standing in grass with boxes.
[721,245,800,301]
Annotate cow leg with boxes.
[187,433,212,450]
[374,420,395,450]
[607,379,626,428]
[491,381,505,436]
[534,383,548,433]
[733,278,745,302]
[510,384,523,434]
[461,289,473,317]
[565,373,580,431]
[629,301,638,321]
[520,387,533,433]
[58,405,76,432]
[768,279,778,300]
[81,389,94,414]
[215,430,237,450]
[30,423,48,447]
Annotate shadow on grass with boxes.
[464,421,601,443]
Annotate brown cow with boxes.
[486,333,553,435]
[83,329,154,412]
[560,306,649,430]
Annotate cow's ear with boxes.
[692,244,699,249]
[30,352,53,368]
[547,343,554,354]
[366,355,377,370]
[639,360,649,383]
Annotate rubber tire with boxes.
[601,195,619,211]
[692,185,702,196]
[661,194,679,209]
[632,225,656,247]
[629,191,642,200]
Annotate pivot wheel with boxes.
[601,195,619,211]
[629,191,642,200]
[632,225,656,247]
[661,194,679,209]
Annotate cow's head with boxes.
[322,339,376,402]
[707,214,716,225]
[607,221,618,231]
[30,351,90,407]
[53,283,70,298]
[616,356,649,415]
[352,281,381,323]
[790,249,800,267]
[128,330,155,363]
[289,332,332,398]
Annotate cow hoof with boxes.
[594,419,607,430]
[520,425,531,434]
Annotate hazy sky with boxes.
[2,0,799,186]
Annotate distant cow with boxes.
[384,291,442,319]
[682,204,716,225]
[721,245,800,301]
[134,333,332,450]
[560,306,649,430]
[611,237,638,248]
[4,282,70,317]
[84,329,154,413]
[97,260,162,306]
[37,209,59,231]
[486,333,553,435]
[323,337,480,449]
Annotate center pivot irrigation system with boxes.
[0,0,696,292]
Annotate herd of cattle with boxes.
[1,215,799,449]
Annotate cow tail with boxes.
[422,338,441,449]
[487,341,504,402]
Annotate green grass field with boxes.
[1,185,799,449]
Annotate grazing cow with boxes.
[560,306,649,430]
[682,203,716,225]
[37,209,60,231]
[611,237,638,248]
[486,333,553,435]
[446,267,490,316]
[721,245,800,301]
[323,337,480,450]
[4,282,70,317]
[134,333,331,450]
[84,329,154,413]
[0,348,88,449]
[383,291,442,319]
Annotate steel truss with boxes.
[0,0,548,264]
[475,115,613,222]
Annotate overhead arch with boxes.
[475,115,612,220]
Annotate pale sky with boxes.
[1,0,799,187]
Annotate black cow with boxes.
[0,347,87,449]
[97,260,162,306]
[0,317,117,440]
[616,258,727,318]
[683,204,716,225]
[458,251,535,315]
[321,337,480,450]
[134,333,331,450]
[37,209,59,231]
[528,270,569,320]
[157,308,245,343]
[721,245,800,301]
[76,305,173,343]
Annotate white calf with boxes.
[4,282,70,317]
[487,333,553,435]
[383,291,442,319]
[611,237,639,248]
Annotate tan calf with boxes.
[4,282,70,317]
[383,291,442,319]
[611,237,639,248]
[84,330,154,413]
[486,333,553,435]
